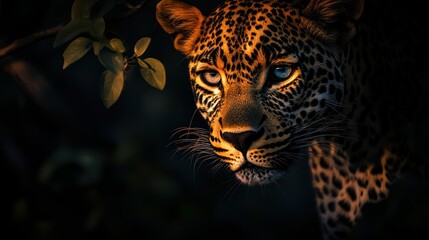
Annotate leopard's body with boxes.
[156,0,429,239]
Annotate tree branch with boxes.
[0,24,64,58]
[0,0,148,59]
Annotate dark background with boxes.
[1,1,428,240]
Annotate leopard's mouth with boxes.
[232,146,302,185]
[234,163,285,185]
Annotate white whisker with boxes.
[168,124,223,181]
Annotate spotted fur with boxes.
[156,0,429,239]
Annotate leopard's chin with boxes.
[234,165,285,185]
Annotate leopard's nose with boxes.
[221,129,264,152]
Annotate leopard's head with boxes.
[157,0,363,185]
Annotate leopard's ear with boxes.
[302,0,364,45]
[156,0,205,56]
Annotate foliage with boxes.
[54,0,166,108]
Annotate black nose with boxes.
[221,129,265,152]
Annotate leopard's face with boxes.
[187,1,346,185]
[157,0,351,185]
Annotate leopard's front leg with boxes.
[309,141,398,240]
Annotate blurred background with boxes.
[1,0,428,240]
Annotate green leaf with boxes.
[93,0,116,19]
[62,37,92,69]
[93,41,104,55]
[137,58,148,68]
[140,58,166,90]
[98,48,124,73]
[134,37,151,57]
[53,18,105,48]
[109,38,125,53]
[54,19,92,47]
[92,17,105,37]
[101,70,124,108]
[72,0,98,19]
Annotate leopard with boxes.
[156,0,429,239]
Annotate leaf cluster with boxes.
[54,0,166,108]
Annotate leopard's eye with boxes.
[200,70,221,86]
[270,65,293,82]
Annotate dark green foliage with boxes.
[54,0,166,108]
